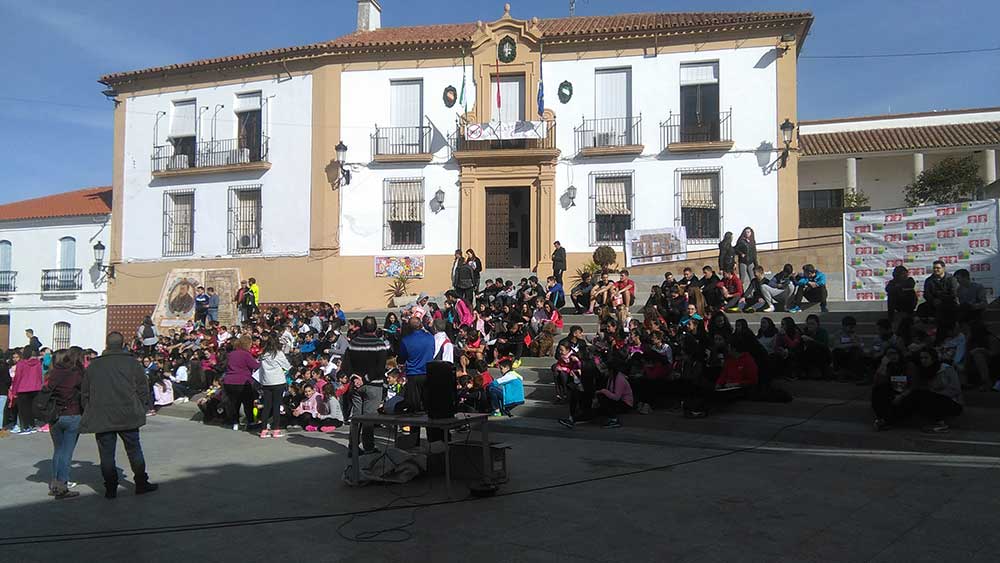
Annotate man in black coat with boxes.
[552,241,567,286]
[453,258,477,306]
[341,316,390,454]
[80,332,158,499]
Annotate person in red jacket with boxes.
[716,344,759,389]
[718,269,744,313]
[11,347,44,434]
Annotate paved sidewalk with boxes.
[1,413,999,562]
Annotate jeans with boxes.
[738,262,755,289]
[261,384,285,430]
[50,415,81,484]
[348,384,381,451]
[487,385,508,415]
[224,383,256,427]
[95,429,149,489]
[0,395,7,428]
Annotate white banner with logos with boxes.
[843,199,1000,301]
[464,120,547,141]
[624,227,688,267]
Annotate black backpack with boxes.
[142,324,155,339]
[33,385,61,424]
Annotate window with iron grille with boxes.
[52,322,71,350]
[589,171,634,245]
[383,178,425,250]
[228,185,262,254]
[162,191,194,256]
[677,169,722,241]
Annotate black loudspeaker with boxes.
[425,360,457,419]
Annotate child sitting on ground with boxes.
[552,343,582,403]
[151,371,174,412]
[290,383,339,432]
[197,377,226,423]
[488,359,524,417]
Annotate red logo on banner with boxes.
[970,239,991,248]
[937,230,956,239]
[906,244,930,253]
[857,292,875,300]
[886,259,904,268]
[856,269,873,277]
[936,207,956,217]
[884,233,902,243]
[906,221,925,231]
[938,255,959,264]
[854,225,871,234]
[855,247,873,255]
[885,213,904,222]
[972,263,992,272]
[968,214,988,224]
[908,267,926,276]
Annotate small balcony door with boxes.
[595,68,633,145]
[389,80,424,154]
[680,62,720,142]
[490,75,525,123]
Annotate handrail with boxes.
[628,232,842,262]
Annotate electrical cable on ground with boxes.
[0,390,866,547]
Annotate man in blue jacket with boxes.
[788,264,828,313]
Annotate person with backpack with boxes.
[138,317,158,356]
[44,348,85,499]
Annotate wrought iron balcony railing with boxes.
[661,109,732,148]
[41,269,82,292]
[575,116,642,152]
[152,136,269,173]
[371,125,432,158]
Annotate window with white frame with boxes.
[679,62,720,143]
[52,322,71,350]
[490,75,525,123]
[383,178,424,250]
[163,191,195,256]
[589,172,634,245]
[593,68,633,146]
[678,169,721,241]
[168,99,197,167]
[58,237,76,270]
[228,185,262,254]
[235,92,263,162]
[0,241,13,292]
[382,80,426,155]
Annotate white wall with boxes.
[340,65,471,256]
[0,216,109,351]
[548,45,780,250]
[121,75,313,261]
[338,45,781,255]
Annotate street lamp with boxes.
[779,118,796,168]
[561,185,578,209]
[334,141,351,187]
[93,241,114,279]
[431,188,446,213]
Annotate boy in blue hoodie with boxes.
[788,264,828,313]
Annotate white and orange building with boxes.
[98,1,813,320]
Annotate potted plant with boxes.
[384,273,415,307]
[571,260,603,287]
[592,246,618,274]
[843,189,871,211]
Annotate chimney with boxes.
[357,0,382,32]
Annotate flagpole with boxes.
[496,55,502,142]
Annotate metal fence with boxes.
[41,269,82,291]
[575,116,642,152]
[661,109,732,148]
[152,136,269,172]
[371,125,431,157]
[454,120,557,152]
[0,271,16,292]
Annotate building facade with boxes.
[0,188,111,351]
[798,107,1000,228]
[100,2,812,312]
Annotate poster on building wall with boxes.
[624,227,688,268]
[152,268,241,333]
[375,256,425,278]
[464,121,547,141]
[843,200,1000,301]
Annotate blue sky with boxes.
[1,0,998,203]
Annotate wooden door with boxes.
[486,191,511,268]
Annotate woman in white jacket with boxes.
[258,334,291,438]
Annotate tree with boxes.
[903,155,984,206]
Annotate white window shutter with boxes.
[390,81,423,128]
[680,62,719,85]
[234,92,261,113]
[595,68,631,120]
[169,100,197,138]
[491,75,525,123]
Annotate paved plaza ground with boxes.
[2,405,1000,562]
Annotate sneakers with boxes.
[922,421,950,434]
[726,307,740,313]
[558,418,575,429]
[683,409,707,419]
[135,482,159,495]
[637,402,652,415]
[38,424,50,433]
[788,306,802,313]
[762,305,774,313]
[319,426,338,432]
[873,418,891,432]
[259,429,272,439]
[232,424,240,431]
[14,427,37,435]
[53,489,80,500]
[304,425,318,432]
[602,418,622,429]
[271,430,286,438]
[512,359,523,369]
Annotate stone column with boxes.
[984,149,998,185]
[846,157,858,193]
[535,163,557,274]
[459,165,477,253]
[912,152,925,181]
